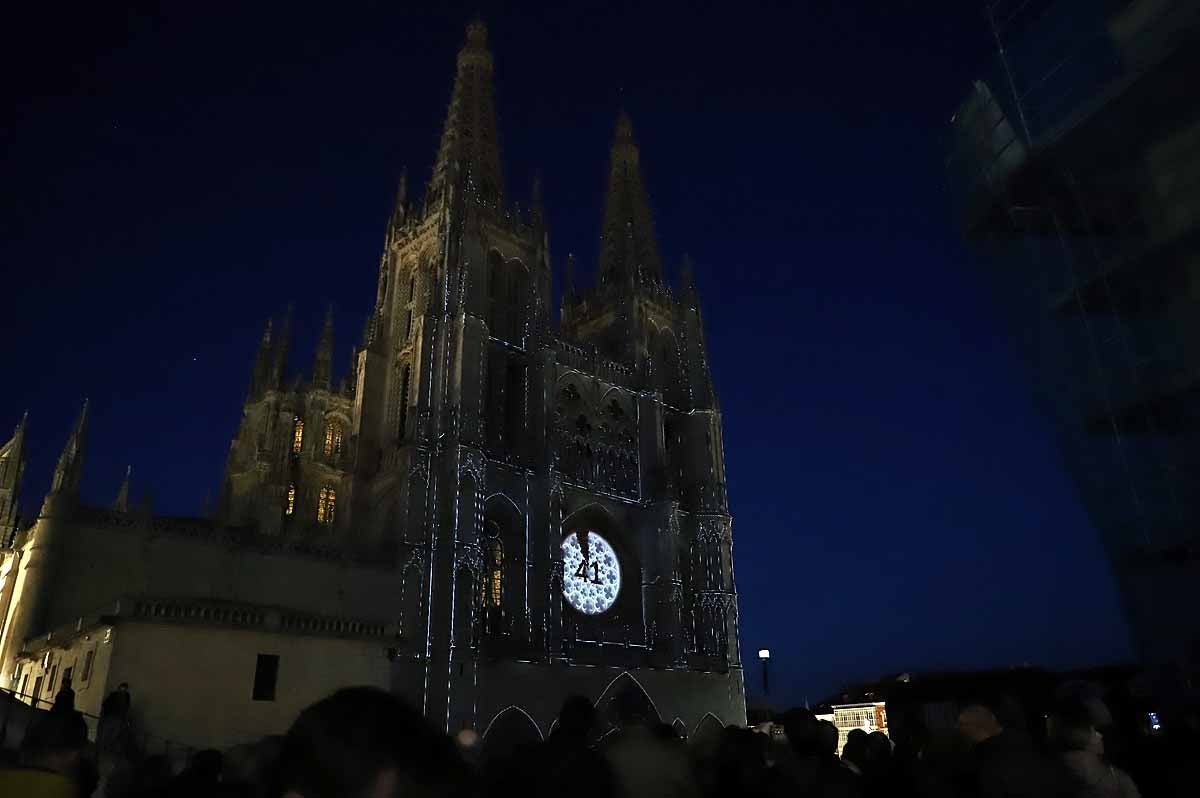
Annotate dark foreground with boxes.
[2,686,1197,798]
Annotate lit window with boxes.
[317,486,336,525]
[324,422,342,457]
[480,534,503,609]
[292,417,304,454]
[285,484,295,516]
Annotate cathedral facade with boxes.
[0,22,744,749]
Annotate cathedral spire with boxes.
[387,167,408,242]
[530,169,545,227]
[565,253,577,299]
[1,412,28,545]
[597,112,662,292]
[249,317,274,398]
[113,465,131,512]
[312,306,335,390]
[272,304,294,385]
[680,254,696,295]
[48,400,88,499]
[427,20,505,211]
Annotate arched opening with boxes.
[399,553,424,642]
[560,503,639,643]
[317,486,337,525]
[291,417,305,454]
[656,328,686,408]
[486,251,530,345]
[595,672,661,734]
[481,706,542,764]
[691,713,725,750]
[323,419,344,458]
[481,495,524,638]
[487,250,507,337]
[480,535,503,610]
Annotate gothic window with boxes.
[405,273,416,340]
[505,360,525,451]
[285,483,295,516]
[488,252,504,332]
[607,399,625,420]
[317,486,336,525]
[561,383,580,403]
[480,529,503,609]
[292,417,304,454]
[324,421,343,457]
[398,365,411,440]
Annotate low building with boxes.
[814,701,888,754]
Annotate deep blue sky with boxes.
[1,1,1132,705]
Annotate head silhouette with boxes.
[555,695,596,740]
[272,687,463,798]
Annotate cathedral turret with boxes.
[530,170,545,228]
[563,253,577,304]
[113,465,131,512]
[597,112,663,291]
[249,318,274,398]
[0,412,27,547]
[426,20,504,212]
[312,307,335,390]
[386,167,408,243]
[680,254,695,296]
[271,304,294,386]
[42,400,88,515]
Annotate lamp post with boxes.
[758,648,770,698]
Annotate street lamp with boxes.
[758,648,770,697]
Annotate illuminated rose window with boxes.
[560,531,621,615]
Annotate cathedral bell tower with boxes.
[220,20,744,734]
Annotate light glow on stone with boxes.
[561,531,621,615]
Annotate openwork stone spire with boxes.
[113,465,131,512]
[312,306,335,390]
[427,20,504,210]
[48,400,88,498]
[597,112,663,290]
[0,412,27,545]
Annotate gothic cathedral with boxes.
[0,22,744,745]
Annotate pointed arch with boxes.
[481,705,542,763]
[561,501,617,536]
[459,472,479,542]
[691,712,725,748]
[655,327,686,408]
[672,717,688,739]
[398,549,425,642]
[481,704,543,740]
[481,493,525,636]
[595,671,661,730]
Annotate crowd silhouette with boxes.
[2,681,1198,798]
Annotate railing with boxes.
[553,338,637,386]
[0,687,195,764]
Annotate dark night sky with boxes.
[1,1,1133,705]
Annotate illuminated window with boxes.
[323,422,343,457]
[317,486,336,525]
[480,532,503,609]
[292,417,304,454]
[285,484,295,516]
